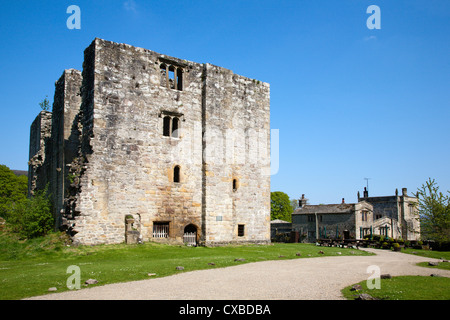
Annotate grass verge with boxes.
[341,275,450,300]
[400,248,450,270]
[0,231,372,300]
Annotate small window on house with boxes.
[172,117,179,138]
[238,224,245,237]
[232,179,238,191]
[174,165,180,183]
[163,116,171,137]
[308,215,315,222]
[362,211,368,221]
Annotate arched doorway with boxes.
[183,224,197,246]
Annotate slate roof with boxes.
[270,219,291,224]
[293,203,355,215]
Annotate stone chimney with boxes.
[363,187,368,198]
[298,194,308,208]
[402,188,407,196]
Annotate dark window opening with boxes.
[153,222,169,238]
[176,68,183,91]
[163,116,171,137]
[238,224,245,237]
[162,114,181,138]
[362,211,368,221]
[172,117,179,138]
[343,230,350,240]
[174,165,180,183]
[233,179,238,191]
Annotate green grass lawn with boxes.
[341,275,450,300]
[400,248,450,270]
[0,232,372,300]
[342,248,450,300]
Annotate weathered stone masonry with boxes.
[28,38,271,246]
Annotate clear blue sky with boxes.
[0,0,449,205]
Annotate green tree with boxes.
[0,165,28,217]
[271,191,293,222]
[39,96,50,111]
[290,199,299,211]
[416,178,450,242]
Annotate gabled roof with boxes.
[293,203,355,215]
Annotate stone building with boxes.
[357,187,420,241]
[291,187,421,243]
[292,195,373,243]
[270,219,292,240]
[28,38,271,246]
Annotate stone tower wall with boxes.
[202,63,271,245]
[50,69,82,227]
[72,39,205,244]
[33,38,270,246]
[28,111,52,195]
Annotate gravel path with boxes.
[26,248,450,300]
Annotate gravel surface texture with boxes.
[26,248,450,300]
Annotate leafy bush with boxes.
[429,241,450,251]
[0,165,28,217]
[5,188,54,239]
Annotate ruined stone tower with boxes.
[28,38,271,246]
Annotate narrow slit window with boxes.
[238,224,245,237]
[163,116,171,137]
[176,68,183,91]
[174,165,180,183]
[172,117,179,138]
[160,63,167,87]
[233,179,238,191]
[168,66,175,89]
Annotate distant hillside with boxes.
[12,170,28,177]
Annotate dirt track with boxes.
[26,248,450,300]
